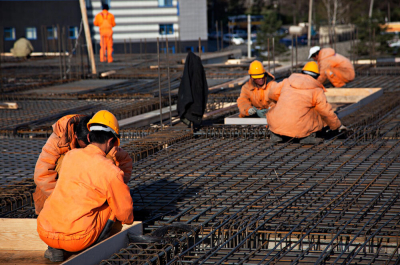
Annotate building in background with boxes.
[1,0,208,54]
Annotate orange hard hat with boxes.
[87,110,120,146]
[248,60,266,79]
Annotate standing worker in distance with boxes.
[94,3,116,63]
[267,62,347,144]
[309,46,355,88]
[237,60,277,118]
[37,110,134,262]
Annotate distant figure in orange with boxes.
[94,4,116,63]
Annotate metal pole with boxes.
[41,26,45,56]
[220,22,223,50]
[62,27,67,79]
[175,36,178,53]
[166,37,172,126]
[129,38,132,54]
[157,37,163,128]
[267,38,270,72]
[140,39,142,59]
[369,0,374,19]
[272,37,275,74]
[291,36,294,73]
[295,34,298,72]
[124,39,127,56]
[57,25,63,81]
[198,37,201,58]
[216,21,219,51]
[144,38,147,54]
[247,14,251,58]
[307,0,313,49]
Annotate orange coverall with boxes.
[33,115,132,215]
[237,73,276,117]
[37,144,134,252]
[94,10,116,63]
[267,73,341,138]
[317,48,355,87]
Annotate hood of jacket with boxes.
[288,73,326,92]
[52,114,85,149]
[318,48,336,61]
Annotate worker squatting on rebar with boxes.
[267,61,348,144]
[35,110,134,262]
[237,60,277,118]
[94,3,116,63]
[309,46,355,88]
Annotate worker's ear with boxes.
[87,134,91,143]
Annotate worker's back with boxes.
[37,144,133,238]
[94,10,116,35]
[267,73,341,138]
[11,37,34,57]
[317,48,355,86]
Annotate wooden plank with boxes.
[0,219,47,251]
[225,113,267,125]
[119,105,177,128]
[62,222,142,265]
[0,102,18,109]
[0,250,60,265]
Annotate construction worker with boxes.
[33,114,132,215]
[267,62,346,143]
[37,110,134,262]
[94,4,116,63]
[309,46,355,88]
[237,60,277,118]
[10,37,34,58]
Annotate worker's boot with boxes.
[44,246,64,262]
[299,133,323,144]
[270,132,283,143]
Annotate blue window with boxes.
[69,26,78,39]
[4,27,16,41]
[159,24,174,35]
[47,26,57,40]
[158,0,173,7]
[26,27,37,40]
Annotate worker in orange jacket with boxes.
[37,110,134,262]
[237,60,277,118]
[309,46,355,87]
[33,114,132,215]
[94,4,116,63]
[267,62,346,144]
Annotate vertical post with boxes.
[247,14,251,58]
[175,36,178,53]
[373,27,375,64]
[272,37,275,74]
[388,2,390,22]
[62,27,67,79]
[307,0,313,49]
[41,26,45,56]
[140,39,142,58]
[57,25,63,81]
[166,37,172,126]
[220,22,223,50]
[129,38,132,54]
[157,37,163,128]
[216,21,219,51]
[291,36,294,73]
[144,38,147,54]
[267,38,270,72]
[124,39,127,56]
[295,35,298,72]
[78,0,96,75]
[198,37,201,58]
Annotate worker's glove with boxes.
[338,125,348,132]
[256,109,268,118]
[247,107,257,116]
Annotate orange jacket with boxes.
[94,10,116,36]
[267,73,341,138]
[37,144,134,241]
[237,74,276,117]
[317,48,355,87]
[33,115,132,214]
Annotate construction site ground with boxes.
[1,50,400,264]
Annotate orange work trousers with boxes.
[38,204,111,252]
[100,34,113,63]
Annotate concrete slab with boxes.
[21,79,129,94]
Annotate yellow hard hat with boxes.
[87,110,120,146]
[302,61,320,74]
[248,60,266,79]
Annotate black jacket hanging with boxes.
[177,51,208,127]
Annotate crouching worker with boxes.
[237,60,277,118]
[267,62,346,144]
[37,110,134,262]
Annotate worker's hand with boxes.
[338,125,348,132]
[256,109,268,118]
[247,107,257,116]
